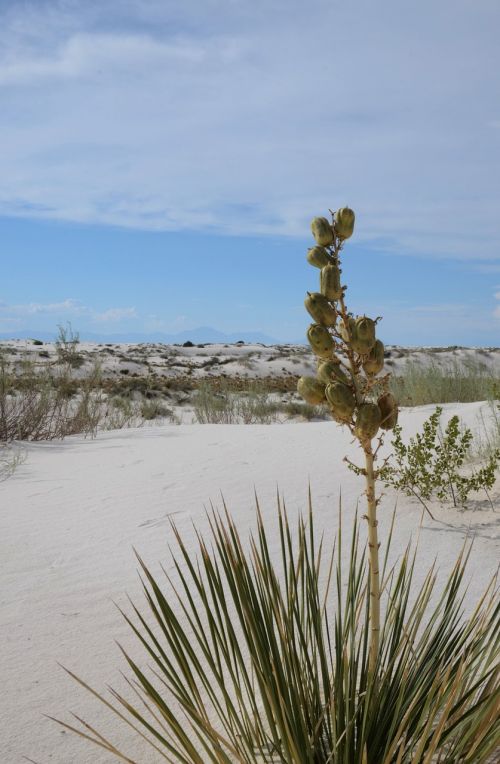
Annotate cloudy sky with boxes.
[1,0,499,344]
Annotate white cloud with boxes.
[93,307,137,322]
[0,299,137,324]
[0,298,86,316]
[0,1,499,258]
[0,33,208,86]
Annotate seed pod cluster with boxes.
[297,207,398,435]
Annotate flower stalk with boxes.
[299,207,398,673]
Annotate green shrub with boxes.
[380,406,500,512]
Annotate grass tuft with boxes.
[390,361,498,406]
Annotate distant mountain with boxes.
[0,326,285,345]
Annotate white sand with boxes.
[1,402,498,762]
[3,340,500,382]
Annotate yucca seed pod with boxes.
[297,376,326,405]
[338,316,356,343]
[325,382,356,420]
[351,316,376,355]
[317,359,349,386]
[363,339,385,376]
[307,323,334,358]
[311,216,334,247]
[354,403,382,440]
[307,246,332,269]
[355,316,376,344]
[320,263,342,300]
[378,392,398,430]
[304,292,336,326]
[334,207,355,239]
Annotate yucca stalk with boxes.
[301,208,396,672]
[54,495,499,762]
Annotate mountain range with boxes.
[0,326,288,345]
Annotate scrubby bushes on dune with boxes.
[0,354,103,441]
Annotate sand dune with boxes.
[3,339,500,382]
[1,400,498,762]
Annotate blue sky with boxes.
[0,0,499,345]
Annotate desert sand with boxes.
[1,396,498,762]
[3,339,500,382]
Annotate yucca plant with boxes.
[55,497,499,762]
[56,208,499,762]
[300,208,398,672]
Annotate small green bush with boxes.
[380,406,499,511]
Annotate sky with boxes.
[0,0,499,345]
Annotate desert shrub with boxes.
[104,396,141,430]
[0,443,26,481]
[282,399,328,420]
[192,381,239,423]
[473,389,500,459]
[237,385,281,424]
[140,398,172,420]
[32,338,44,346]
[380,406,500,511]
[55,322,84,368]
[193,381,281,424]
[0,355,104,441]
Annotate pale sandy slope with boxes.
[1,403,498,763]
